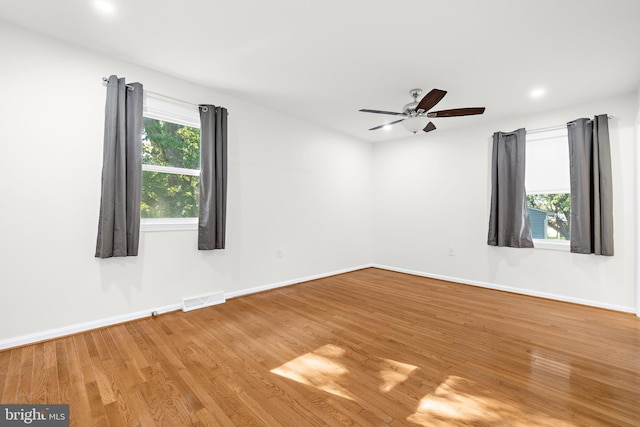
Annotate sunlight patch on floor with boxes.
[271,344,418,401]
[407,375,572,427]
[379,358,417,392]
[409,376,497,423]
[270,344,356,400]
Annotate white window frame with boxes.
[526,128,571,251]
[141,93,200,232]
[532,238,570,251]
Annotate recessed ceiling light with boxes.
[530,87,546,99]
[383,124,392,131]
[94,0,116,16]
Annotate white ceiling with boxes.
[1,0,639,142]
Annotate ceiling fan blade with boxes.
[423,121,436,133]
[427,107,486,118]
[416,89,447,112]
[369,119,405,131]
[359,109,404,116]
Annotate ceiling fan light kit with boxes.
[360,88,485,134]
[402,116,429,134]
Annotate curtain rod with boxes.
[526,124,567,135]
[146,91,201,109]
[101,77,203,109]
[499,115,614,136]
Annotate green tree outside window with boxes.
[526,193,571,240]
[141,118,201,218]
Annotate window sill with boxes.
[532,239,570,251]
[141,218,197,232]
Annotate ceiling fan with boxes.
[359,88,485,134]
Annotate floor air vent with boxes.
[182,291,226,312]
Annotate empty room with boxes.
[1,0,639,426]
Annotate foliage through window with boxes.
[141,96,201,221]
[526,193,570,240]
[525,129,570,242]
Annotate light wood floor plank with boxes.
[1,347,22,403]
[42,340,60,405]
[29,343,47,404]
[15,345,33,403]
[64,336,95,427]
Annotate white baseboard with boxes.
[0,264,373,351]
[224,264,374,299]
[0,303,182,351]
[372,263,636,314]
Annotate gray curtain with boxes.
[198,105,228,250]
[567,115,614,255]
[95,76,143,258]
[487,128,534,248]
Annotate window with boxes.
[141,93,201,230]
[525,128,570,248]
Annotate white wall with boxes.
[0,22,373,345]
[373,92,637,311]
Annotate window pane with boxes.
[526,193,570,240]
[142,118,200,169]
[141,171,199,218]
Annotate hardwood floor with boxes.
[1,268,639,426]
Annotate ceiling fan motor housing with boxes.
[404,88,424,115]
[403,101,420,115]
